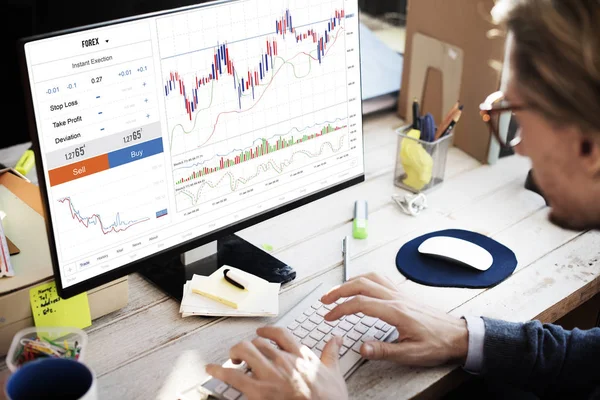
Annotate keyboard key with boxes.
[381,323,392,332]
[339,346,349,356]
[317,323,332,334]
[310,330,325,341]
[323,303,336,310]
[293,327,310,339]
[223,387,241,400]
[316,308,329,317]
[361,327,379,343]
[331,328,345,337]
[316,341,326,351]
[214,382,229,394]
[361,317,378,327]
[375,331,384,340]
[339,349,362,373]
[301,337,318,348]
[324,319,340,327]
[338,321,354,331]
[354,324,368,334]
[351,341,363,354]
[343,337,355,348]
[347,330,362,341]
[345,315,361,325]
[295,314,308,324]
[311,301,322,309]
[304,308,315,316]
[335,297,346,305]
[309,314,323,325]
[287,322,299,331]
[356,312,365,318]
[375,321,385,330]
[202,378,226,394]
[323,334,333,343]
[301,321,317,332]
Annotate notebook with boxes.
[179,266,280,317]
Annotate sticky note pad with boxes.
[29,281,92,329]
[191,267,253,309]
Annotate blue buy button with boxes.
[108,138,164,168]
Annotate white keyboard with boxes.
[180,283,398,400]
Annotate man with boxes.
[206,0,600,398]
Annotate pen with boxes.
[435,101,460,140]
[223,268,249,290]
[342,236,350,281]
[441,107,463,138]
[412,98,420,130]
[437,105,463,140]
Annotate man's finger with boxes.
[324,296,401,325]
[321,277,396,305]
[206,364,256,394]
[360,341,419,364]
[349,272,397,291]
[320,335,343,369]
[253,338,295,373]
[257,326,302,357]
[229,340,279,380]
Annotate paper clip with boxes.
[392,193,428,216]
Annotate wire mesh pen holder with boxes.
[394,126,453,193]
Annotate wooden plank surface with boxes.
[3,112,598,400]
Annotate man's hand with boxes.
[321,273,469,367]
[206,326,348,400]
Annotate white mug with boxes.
[5,358,97,400]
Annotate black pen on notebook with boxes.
[223,269,249,290]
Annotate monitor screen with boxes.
[20,0,364,296]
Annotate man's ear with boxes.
[580,135,600,177]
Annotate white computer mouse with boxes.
[418,236,493,271]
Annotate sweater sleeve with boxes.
[481,317,600,397]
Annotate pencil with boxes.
[436,104,463,140]
[441,108,463,138]
[435,101,460,140]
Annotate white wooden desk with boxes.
[2,112,599,399]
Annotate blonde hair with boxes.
[492,0,600,133]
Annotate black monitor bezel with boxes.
[18,0,365,299]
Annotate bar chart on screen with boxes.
[156,0,362,212]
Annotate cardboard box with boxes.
[398,0,506,163]
[0,170,128,355]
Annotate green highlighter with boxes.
[353,200,368,239]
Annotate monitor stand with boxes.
[138,234,296,301]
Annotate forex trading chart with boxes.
[23,0,363,288]
[157,0,361,212]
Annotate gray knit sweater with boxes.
[482,318,600,398]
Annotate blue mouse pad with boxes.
[396,229,517,288]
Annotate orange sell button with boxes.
[49,154,110,186]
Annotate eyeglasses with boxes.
[479,91,525,148]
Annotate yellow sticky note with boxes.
[192,277,249,309]
[29,281,92,329]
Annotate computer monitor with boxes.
[19,0,365,299]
